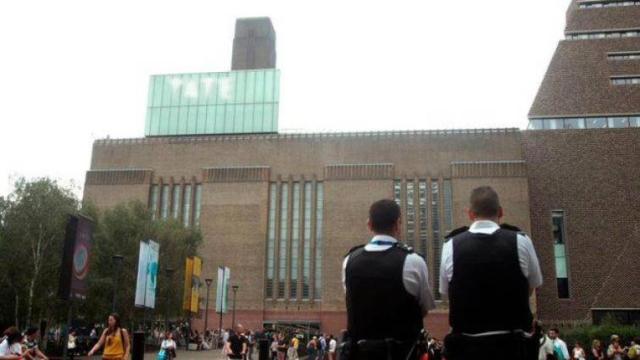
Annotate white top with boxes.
[0,339,22,356]
[439,220,543,297]
[342,234,437,315]
[329,339,337,353]
[553,338,570,360]
[161,339,176,350]
[538,336,555,360]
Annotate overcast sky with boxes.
[0,0,569,198]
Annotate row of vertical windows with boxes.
[314,183,324,300]
[393,179,453,301]
[302,183,312,299]
[552,211,570,299]
[265,181,324,300]
[290,183,301,300]
[418,181,429,257]
[278,184,289,299]
[566,30,640,40]
[266,184,277,297]
[149,182,202,227]
[406,182,416,249]
[431,181,442,300]
[578,0,640,8]
[528,116,640,130]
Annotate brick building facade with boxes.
[83,5,640,338]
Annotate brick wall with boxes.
[523,128,640,322]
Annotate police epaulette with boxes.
[345,244,366,257]
[500,223,522,232]
[395,242,414,253]
[444,226,469,239]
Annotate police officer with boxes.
[439,186,543,360]
[342,199,436,360]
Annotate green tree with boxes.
[80,201,201,327]
[0,178,79,328]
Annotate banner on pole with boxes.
[215,266,230,314]
[182,258,194,311]
[190,257,202,313]
[182,256,203,313]
[135,240,160,308]
[58,215,94,301]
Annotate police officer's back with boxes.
[342,199,436,360]
[440,186,543,360]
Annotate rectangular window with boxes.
[194,184,202,227]
[579,1,640,8]
[608,52,640,61]
[302,182,312,299]
[290,182,301,300]
[528,119,544,130]
[630,116,640,127]
[314,182,324,300]
[393,180,402,207]
[552,211,570,299]
[546,119,563,130]
[586,117,607,128]
[431,180,442,300]
[172,185,181,219]
[406,181,416,249]
[266,183,277,298]
[611,76,640,85]
[183,184,192,226]
[564,118,585,129]
[278,183,289,299]
[592,309,640,326]
[150,185,159,220]
[443,180,453,233]
[418,180,428,257]
[161,185,170,219]
[608,117,629,128]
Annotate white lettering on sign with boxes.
[163,76,234,102]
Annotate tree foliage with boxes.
[79,200,202,328]
[0,178,201,332]
[0,178,79,330]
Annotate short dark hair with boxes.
[470,186,501,218]
[369,199,401,234]
[549,327,560,334]
[3,327,22,344]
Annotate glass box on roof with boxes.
[145,69,280,136]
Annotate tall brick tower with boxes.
[231,17,276,70]
[528,0,640,129]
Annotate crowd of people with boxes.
[536,326,640,360]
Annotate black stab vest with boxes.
[448,229,532,334]
[345,245,423,341]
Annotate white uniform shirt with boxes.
[439,220,543,297]
[0,339,22,356]
[342,234,437,315]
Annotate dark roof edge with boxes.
[94,128,521,146]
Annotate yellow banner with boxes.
[190,257,202,313]
[182,257,193,311]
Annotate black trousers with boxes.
[443,333,536,360]
[351,342,415,360]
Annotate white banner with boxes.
[215,267,230,313]
[135,240,160,308]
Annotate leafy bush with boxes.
[558,322,640,350]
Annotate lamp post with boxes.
[164,267,175,330]
[111,255,124,313]
[204,278,213,336]
[231,285,239,328]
